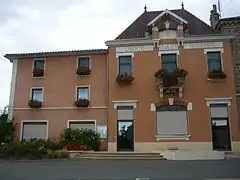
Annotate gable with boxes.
[116,9,214,39]
[147,9,188,27]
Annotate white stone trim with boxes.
[8,59,18,120]
[20,120,49,141]
[75,85,90,101]
[158,50,180,56]
[147,9,188,26]
[67,119,97,131]
[116,46,153,53]
[158,44,178,51]
[105,36,233,47]
[116,52,134,58]
[184,42,223,49]
[112,100,138,109]
[32,57,46,79]
[155,134,191,141]
[14,106,107,110]
[205,97,232,106]
[204,48,224,54]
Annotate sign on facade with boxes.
[96,125,107,139]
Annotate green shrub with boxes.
[0,139,65,159]
[60,128,100,151]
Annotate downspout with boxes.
[105,49,110,151]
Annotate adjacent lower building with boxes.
[4,4,240,152]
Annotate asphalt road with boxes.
[0,159,240,180]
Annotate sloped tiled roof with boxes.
[4,49,108,61]
[116,9,215,39]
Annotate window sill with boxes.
[32,76,45,79]
[155,135,191,141]
[76,75,91,78]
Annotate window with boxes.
[156,105,188,137]
[77,87,89,100]
[207,52,222,71]
[33,58,45,70]
[21,121,47,140]
[210,104,229,124]
[118,56,132,75]
[78,57,90,68]
[69,121,95,131]
[31,88,43,102]
[161,54,177,71]
[117,106,134,120]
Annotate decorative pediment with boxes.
[147,9,188,27]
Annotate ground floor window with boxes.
[68,120,96,131]
[21,121,47,140]
[156,105,188,137]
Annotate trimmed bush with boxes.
[60,128,100,151]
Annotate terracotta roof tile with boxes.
[116,9,215,39]
[4,49,108,61]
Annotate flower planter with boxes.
[28,100,42,108]
[116,74,134,84]
[64,145,90,151]
[33,68,44,77]
[208,70,227,79]
[74,99,90,107]
[76,67,91,76]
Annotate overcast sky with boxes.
[0,0,239,111]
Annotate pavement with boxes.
[0,159,240,180]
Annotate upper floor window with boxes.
[161,54,177,71]
[118,56,132,75]
[77,86,89,100]
[31,88,43,102]
[207,52,222,71]
[78,57,90,68]
[33,58,45,77]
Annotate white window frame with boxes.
[116,53,134,75]
[32,57,46,78]
[112,100,138,109]
[75,85,90,101]
[20,120,49,141]
[67,120,97,131]
[30,87,44,102]
[204,48,224,72]
[158,50,179,69]
[76,56,91,69]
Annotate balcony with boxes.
[155,68,188,98]
[74,99,90,108]
[28,100,42,108]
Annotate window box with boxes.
[32,68,44,77]
[28,100,42,108]
[74,99,90,107]
[208,70,227,79]
[116,73,134,84]
[76,67,91,76]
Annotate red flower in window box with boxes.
[64,145,90,151]
[33,68,44,77]
[116,73,134,84]
[28,100,42,108]
[76,67,91,76]
[74,99,90,107]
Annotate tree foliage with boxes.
[0,107,13,143]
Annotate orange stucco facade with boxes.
[5,7,240,152]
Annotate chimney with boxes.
[210,4,220,28]
[152,26,159,39]
[177,24,184,37]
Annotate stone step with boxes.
[76,155,165,160]
[75,152,161,157]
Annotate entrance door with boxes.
[211,119,231,151]
[117,120,134,151]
